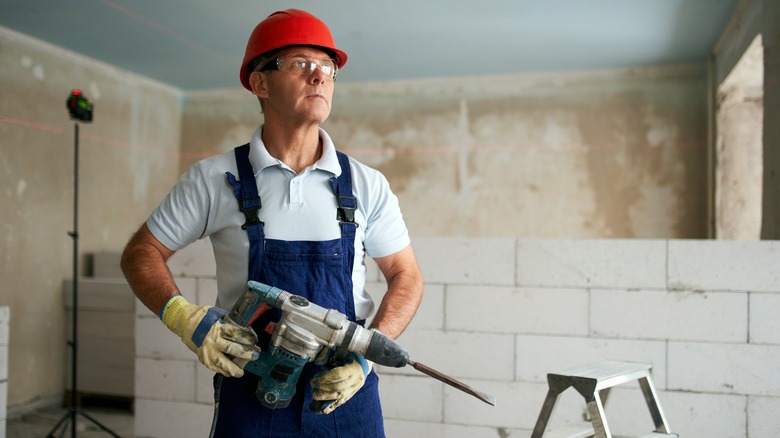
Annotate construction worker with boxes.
[121,8,423,437]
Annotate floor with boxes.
[6,404,134,438]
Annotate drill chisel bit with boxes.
[408,360,496,406]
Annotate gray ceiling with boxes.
[1,0,740,91]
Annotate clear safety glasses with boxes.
[258,56,339,82]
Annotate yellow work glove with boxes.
[160,295,261,378]
[310,352,372,414]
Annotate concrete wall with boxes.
[713,0,780,238]
[180,66,710,239]
[0,307,8,438]
[0,27,181,410]
[716,35,764,239]
[132,239,780,437]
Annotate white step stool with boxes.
[531,361,677,438]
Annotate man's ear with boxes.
[249,71,269,98]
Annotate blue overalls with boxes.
[210,143,384,437]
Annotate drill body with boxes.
[226,280,409,409]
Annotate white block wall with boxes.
[0,307,9,438]
[134,239,780,438]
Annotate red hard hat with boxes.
[240,9,348,90]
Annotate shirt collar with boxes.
[248,125,341,177]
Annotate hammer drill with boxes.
[226,280,409,409]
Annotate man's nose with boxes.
[308,65,329,84]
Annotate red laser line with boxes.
[0,115,66,133]
[3,115,704,161]
[0,115,176,157]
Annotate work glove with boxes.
[160,295,261,378]
[310,352,372,414]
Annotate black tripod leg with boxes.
[79,410,122,437]
[45,409,72,438]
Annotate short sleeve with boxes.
[146,162,211,251]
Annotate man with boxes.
[121,8,423,438]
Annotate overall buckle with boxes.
[337,195,357,224]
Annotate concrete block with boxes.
[135,316,192,360]
[515,335,667,386]
[0,346,6,382]
[134,398,214,438]
[413,237,516,286]
[0,381,6,420]
[71,362,133,396]
[71,336,133,367]
[662,390,746,438]
[0,307,9,345]
[409,284,444,330]
[91,251,123,277]
[446,286,588,335]
[572,387,670,436]
[385,330,514,380]
[591,289,747,342]
[750,293,780,344]
[66,310,134,340]
[135,357,196,402]
[748,396,780,437]
[62,281,135,397]
[668,240,780,292]
[365,282,444,330]
[63,278,135,311]
[135,298,151,317]
[197,278,218,306]
[384,419,507,438]
[517,239,667,289]
[444,380,546,429]
[174,277,198,302]
[669,341,780,396]
[166,238,217,277]
[379,374,442,422]
[196,366,215,404]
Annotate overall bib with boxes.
[210,144,384,437]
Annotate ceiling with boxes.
[0,0,740,91]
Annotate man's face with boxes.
[251,46,336,126]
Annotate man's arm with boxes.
[121,223,179,315]
[369,244,423,339]
[121,222,260,377]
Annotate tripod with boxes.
[47,122,120,437]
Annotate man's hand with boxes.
[310,353,372,414]
[161,295,261,377]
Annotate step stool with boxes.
[531,361,677,438]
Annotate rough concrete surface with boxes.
[6,405,133,437]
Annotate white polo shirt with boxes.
[147,127,410,319]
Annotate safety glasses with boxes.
[258,56,338,81]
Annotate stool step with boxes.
[553,361,652,391]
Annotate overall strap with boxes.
[330,151,358,320]
[330,151,358,228]
[225,143,265,281]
